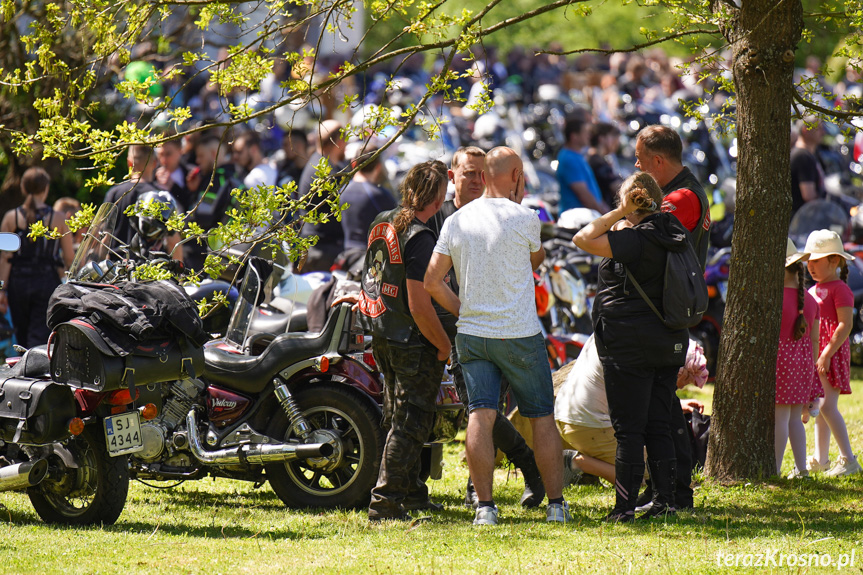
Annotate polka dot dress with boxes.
[776,287,819,404]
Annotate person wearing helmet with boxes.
[104,145,183,262]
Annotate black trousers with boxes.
[368,337,445,517]
[8,268,59,348]
[603,362,679,464]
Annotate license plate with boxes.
[103,412,144,457]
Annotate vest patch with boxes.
[358,291,386,318]
[382,283,398,298]
[367,222,402,263]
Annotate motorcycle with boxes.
[130,251,463,508]
[691,247,730,378]
[0,205,175,525]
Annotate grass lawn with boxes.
[2,379,862,574]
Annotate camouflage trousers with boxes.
[368,337,445,519]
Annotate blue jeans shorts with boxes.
[455,332,554,418]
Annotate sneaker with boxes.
[787,467,812,480]
[806,455,830,473]
[562,450,584,487]
[635,501,653,514]
[546,501,572,523]
[824,455,863,477]
[473,505,499,526]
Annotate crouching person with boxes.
[359,160,452,522]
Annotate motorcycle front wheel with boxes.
[266,383,383,509]
[28,426,129,526]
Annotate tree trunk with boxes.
[705,0,803,483]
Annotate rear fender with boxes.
[290,358,383,404]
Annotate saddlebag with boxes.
[50,319,204,393]
[0,377,76,444]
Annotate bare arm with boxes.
[573,203,633,258]
[530,246,545,271]
[424,252,460,318]
[0,212,13,313]
[817,306,853,375]
[569,182,610,214]
[799,181,818,203]
[407,278,451,361]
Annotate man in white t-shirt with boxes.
[232,131,277,189]
[425,147,569,525]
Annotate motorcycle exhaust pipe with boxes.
[185,410,334,466]
[0,459,48,492]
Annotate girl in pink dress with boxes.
[775,239,818,478]
[804,229,862,477]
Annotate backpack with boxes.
[625,239,708,330]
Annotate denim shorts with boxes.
[455,332,554,418]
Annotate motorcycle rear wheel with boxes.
[28,426,129,526]
[266,383,383,509]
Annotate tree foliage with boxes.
[3,0,863,479]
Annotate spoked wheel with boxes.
[266,383,383,509]
[28,426,129,525]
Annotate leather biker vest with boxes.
[358,208,430,342]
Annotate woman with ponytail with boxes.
[574,171,689,522]
[802,229,861,477]
[358,159,452,521]
[0,167,74,347]
[775,239,818,478]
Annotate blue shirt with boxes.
[556,148,603,213]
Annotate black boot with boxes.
[604,460,644,523]
[464,476,479,509]
[492,413,545,507]
[638,459,677,520]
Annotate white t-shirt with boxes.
[244,163,278,189]
[434,196,542,339]
[554,335,611,428]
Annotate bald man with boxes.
[425,147,570,526]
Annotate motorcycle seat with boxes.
[3,345,50,379]
[202,304,348,394]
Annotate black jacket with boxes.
[592,212,689,367]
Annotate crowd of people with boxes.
[1,38,861,526]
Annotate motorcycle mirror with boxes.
[0,233,21,252]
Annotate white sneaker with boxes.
[806,455,830,473]
[473,505,499,526]
[824,455,863,478]
[546,501,572,523]
[787,467,811,480]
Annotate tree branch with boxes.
[539,28,719,56]
[792,88,863,122]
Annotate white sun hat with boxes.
[785,237,809,267]
[803,229,854,261]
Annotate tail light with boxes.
[105,388,140,406]
[67,418,85,436]
[139,403,158,421]
[316,356,330,372]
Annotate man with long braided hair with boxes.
[359,160,452,522]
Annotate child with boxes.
[775,239,818,478]
[803,229,862,477]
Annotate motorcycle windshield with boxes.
[67,203,119,281]
[224,257,274,350]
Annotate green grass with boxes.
[2,381,863,574]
